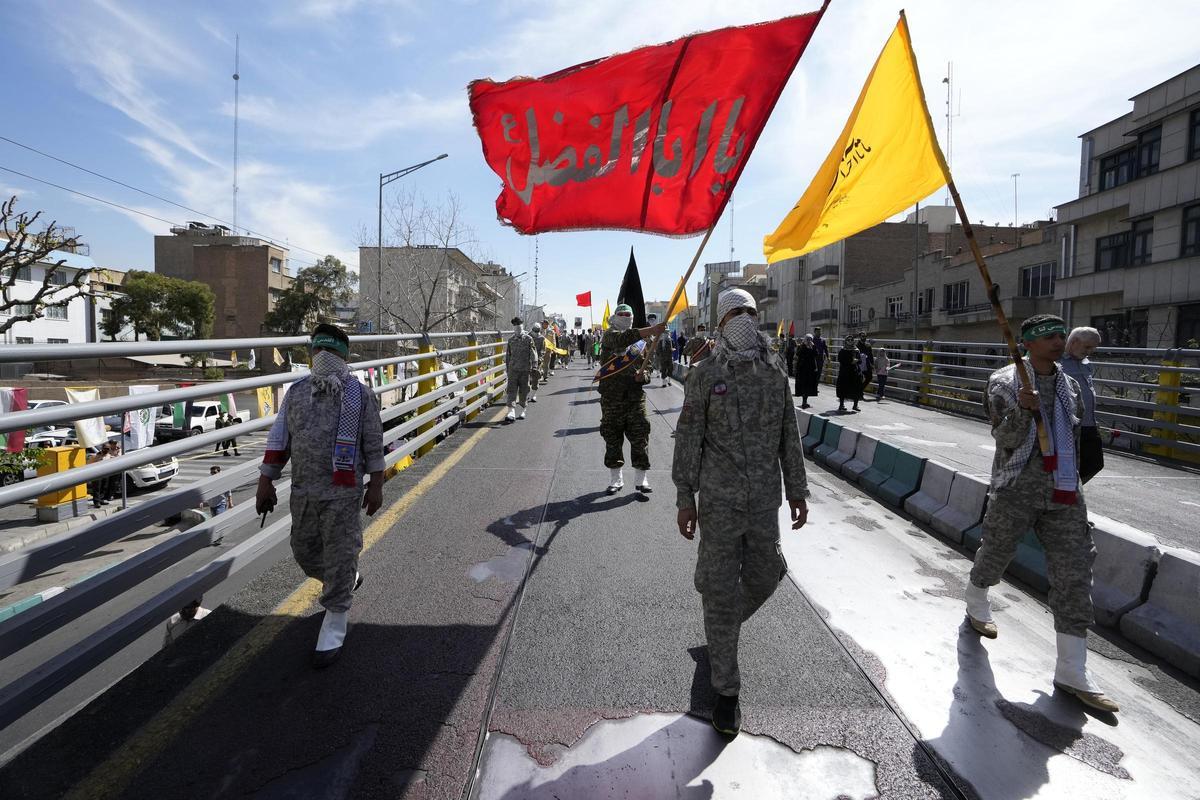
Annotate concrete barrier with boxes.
[877,450,926,508]
[796,409,812,440]
[1121,547,1200,677]
[1088,514,1162,628]
[929,474,990,545]
[903,461,955,524]
[812,421,843,464]
[802,416,827,455]
[841,435,878,482]
[825,428,860,472]
[859,443,898,492]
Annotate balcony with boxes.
[938,297,1049,326]
[810,308,838,322]
[811,264,840,285]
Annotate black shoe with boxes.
[852,404,860,411]
[712,694,741,736]
[312,647,342,669]
[801,403,811,409]
[100,499,111,506]
[234,450,240,456]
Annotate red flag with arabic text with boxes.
[576,291,592,307]
[469,6,827,236]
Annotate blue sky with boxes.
[2,0,1197,322]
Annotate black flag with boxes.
[617,247,647,328]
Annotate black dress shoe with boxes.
[312,647,342,669]
[712,693,741,736]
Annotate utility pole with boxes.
[232,35,239,234]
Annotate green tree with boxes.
[262,255,355,335]
[103,270,215,341]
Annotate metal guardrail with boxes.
[838,338,1200,462]
[0,330,513,736]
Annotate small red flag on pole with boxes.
[576,291,592,307]
[469,5,828,236]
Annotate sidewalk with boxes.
[797,389,1200,553]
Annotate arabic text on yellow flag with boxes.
[666,280,689,323]
[763,13,949,263]
[256,386,275,418]
[601,300,611,330]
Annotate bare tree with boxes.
[361,191,498,336]
[0,196,97,336]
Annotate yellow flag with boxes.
[763,13,949,263]
[256,386,274,418]
[666,280,689,323]
[776,319,784,338]
[230,350,239,368]
[601,300,611,330]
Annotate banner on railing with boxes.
[66,387,107,448]
[256,386,274,418]
[126,385,159,450]
[0,388,28,452]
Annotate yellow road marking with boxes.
[65,407,505,800]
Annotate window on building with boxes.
[1190,109,1200,162]
[1130,218,1153,265]
[1095,232,1130,271]
[14,265,32,282]
[10,303,34,316]
[1090,314,1128,346]
[848,305,862,325]
[270,257,282,273]
[44,305,68,320]
[1182,204,1200,258]
[1135,126,1161,178]
[886,295,904,318]
[1021,262,1056,297]
[15,337,33,344]
[943,280,969,311]
[1178,303,1200,348]
[47,338,68,344]
[1098,148,1135,190]
[917,287,933,315]
[47,269,70,286]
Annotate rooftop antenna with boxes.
[232,34,240,235]
[941,61,959,206]
[533,236,539,309]
[729,193,735,263]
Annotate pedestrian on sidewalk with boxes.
[598,304,665,494]
[530,322,545,400]
[1060,327,1103,483]
[836,339,862,412]
[219,411,240,457]
[656,331,675,387]
[857,336,875,393]
[811,326,829,377]
[794,334,820,407]
[964,314,1118,713]
[87,440,121,507]
[673,287,808,737]
[256,323,385,669]
[873,347,901,401]
[213,412,226,455]
[504,317,538,421]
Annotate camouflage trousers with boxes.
[599,394,650,469]
[530,365,541,390]
[969,465,1095,636]
[658,354,674,380]
[694,503,788,696]
[289,493,364,613]
[506,369,531,405]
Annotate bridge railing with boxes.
[0,330,511,733]
[841,338,1200,463]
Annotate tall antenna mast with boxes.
[729,194,735,262]
[233,34,240,234]
[533,236,539,309]
[942,61,958,206]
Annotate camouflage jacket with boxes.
[672,354,807,512]
[599,328,648,400]
[260,378,386,501]
[506,331,538,371]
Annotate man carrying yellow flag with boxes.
[763,13,948,262]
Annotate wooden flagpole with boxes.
[944,176,1052,457]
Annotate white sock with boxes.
[965,582,993,623]
[316,610,348,652]
[634,469,650,488]
[609,468,623,487]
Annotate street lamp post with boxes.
[377,154,448,341]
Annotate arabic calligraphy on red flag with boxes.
[469,7,827,236]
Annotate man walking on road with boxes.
[964,314,1118,713]
[529,322,544,401]
[673,288,809,737]
[656,331,675,387]
[505,317,537,421]
[598,304,665,494]
[1060,326,1103,483]
[256,324,385,668]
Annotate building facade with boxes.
[1055,64,1200,348]
[154,223,292,340]
[358,245,502,335]
[1,247,97,346]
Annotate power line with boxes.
[0,163,330,272]
[0,134,356,268]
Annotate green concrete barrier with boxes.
[877,451,926,508]
[812,421,843,464]
[802,416,827,455]
[859,443,898,491]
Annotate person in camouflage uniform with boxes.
[964,314,1118,713]
[256,324,385,668]
[683,323,712,365]
[529,322,545,399]
[598,304,666,494]
[673,288,808,736]
[505,317,538,421]
[656,330,675,387]
[542,320,558,377]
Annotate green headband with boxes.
[310,333,349,357]
[1021,321,1066,341]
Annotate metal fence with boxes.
[839,338,1200,462]
[0,330,511,736]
